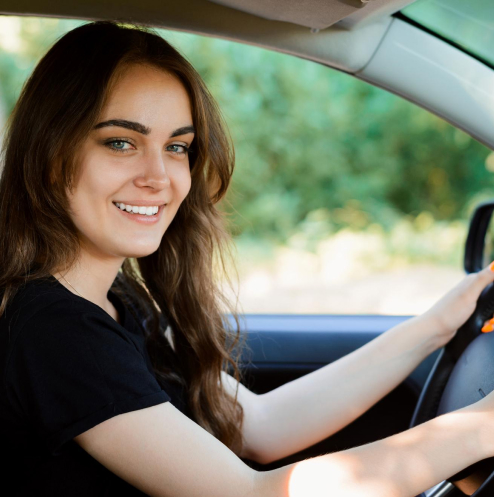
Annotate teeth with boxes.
[114,203,161,216]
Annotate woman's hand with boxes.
[422,262,494,350]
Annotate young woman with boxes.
[1,20,494,497]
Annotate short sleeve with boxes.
[6,301,171,455]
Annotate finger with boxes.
[481,318,494,333]
[482,312,494,331]
[477,262,494,332]
[471,261,494,295]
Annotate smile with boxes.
[112,201,166,225]
[114,202,161,216]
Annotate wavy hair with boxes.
[0,21,247,454]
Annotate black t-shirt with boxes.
[0,275,189,496]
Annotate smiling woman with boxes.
[4,17,494,497]
[0,21,248,495]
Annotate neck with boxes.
[53,250,125,311]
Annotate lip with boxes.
[113,202,165,225]
[113,200,167,206]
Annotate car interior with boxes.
[0,1,493,496]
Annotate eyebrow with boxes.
[93,119,195,138]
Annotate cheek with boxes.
[174,166,192,201]
[73,160,125,205]
[67,165,125,231]
[182,172,192,199]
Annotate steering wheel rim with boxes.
[410,281,494,496]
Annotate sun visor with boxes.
[207,0,392,30]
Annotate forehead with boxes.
[99,64,192,129]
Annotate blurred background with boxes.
[0,16,492,315]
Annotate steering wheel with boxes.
[410,280,494,495]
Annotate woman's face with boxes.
[67,63,194,261]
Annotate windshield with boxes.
[401,0,494,68]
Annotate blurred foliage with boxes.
[163,32,492,245]
[0,17,83,115]
[0,17,492,257]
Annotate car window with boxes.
[401,0,494,68]
[0,16,492,316]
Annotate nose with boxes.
[133,150,171,190]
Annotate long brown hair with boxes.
[0,21,247,454]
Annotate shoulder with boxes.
[2,279,168,449]
[4,277,88,321]
[1,278,134,387]
[2,277,119,347]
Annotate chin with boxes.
[116,242,161,259]
[125,248,160,259]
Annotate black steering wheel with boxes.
[410,280,494,495]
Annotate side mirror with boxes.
[465,200,494,273]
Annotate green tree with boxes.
[0,18,491,249]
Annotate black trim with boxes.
[231,314,440,394]
[464,200,494,274]
[393,11,494,71]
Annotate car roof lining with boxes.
[0,0,395,73]
[0,0,419,31]
[208,0,417,30]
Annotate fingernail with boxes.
[482,324,494,333]
[490,261,494,272]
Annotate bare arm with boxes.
[76,402,257,497]
[242,268,494,465]
[249,314,437,464]
[75,397,494,497]
[260,402,493,497]
[220,370,267,462]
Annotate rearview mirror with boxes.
[465,200,494,273]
